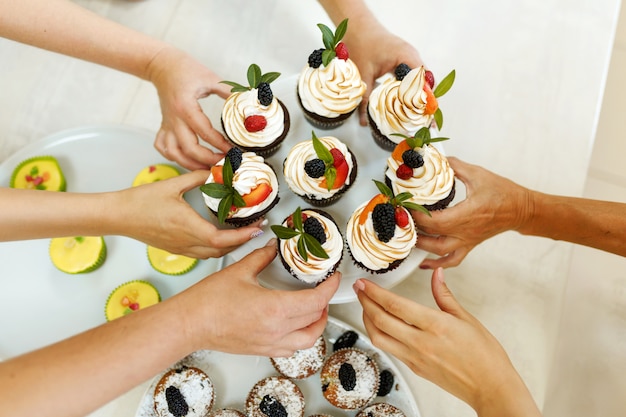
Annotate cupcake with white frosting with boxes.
[153,366,215,417]
[385,128,455,211]
[200,148,279,227]
[346,181,423,274]
[283,132,357,207]
[221,63,290,156]
[368,64,455,150]
[297,19,366,129]
[271,207,343,285]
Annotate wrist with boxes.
[473,373,541,417]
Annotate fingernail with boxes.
[419,263,429,269]
[435,267,445,284]
[250,229,264,239]
[260,219,269,227]
[265,237,277,247]
[352,279,365,293]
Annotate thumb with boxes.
[431,267,467,319]
[177,170,212,193]
[237,238,278,276]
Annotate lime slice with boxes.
[10,155,66,191]
[132,164,180,187]
[49,236,106,274]
[104,280,161,322]
[147,245,198,275]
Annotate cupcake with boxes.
[210,409,246,417]
[367,64,455,150]
[283,132,357,206]
[245,376,305,417]
[297,18,366,129]
[153,366,215,417]
[345,181,421,274]
[270,335,327,379]
[220,63,290,157]
[10,155,66,191]
[147,245,198,276]
[104,280,161,321]
[385,128,456,211]
[356,403,407,417]
[200,147,279,227]
[320,348,380,410]
[49,236,107,274]
[132,164,180,187]
[271,207,343,285]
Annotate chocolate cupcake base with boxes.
[384,176,457,212]
[297,87,356,130]
[209,194,280,228]
[346,243,407,275]
[367,108,398,151]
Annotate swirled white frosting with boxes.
[283,136,354,200]
[221,89,285,148]
[279,210,343,284]
[202,152,278,219]
[346,201,416,272]
[298,58,366,118]
[385,145,455,206]
[368,66,433,144]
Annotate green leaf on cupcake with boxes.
[220,63,281,92]
[271,207,329,262]
[391,127,449,149]
[317,18,348,66]
[199,157,246,224]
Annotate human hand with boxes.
[413,157,532,269]
[146,46,232,170]
[354,268,541,417]
[174,239,341,357]
[112,170,265,259]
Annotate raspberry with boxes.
[335,42,349,60]
[259,395,288,417]
[394,63,411,81]
[372,203,396,242]
[286,212,308,229]
[303,216,326,245]
[304,158,326,178]
[329,148,346,167]
[396,164,413,180]
[308,48,324,68]
[165,386,189,417]
[402,149,424,168]
[394,207,409,228]
[226,147,243,171]
[244,115,267,133]
[338,362,357,391]
[257,82,273,106]
[425,70,435,89]
[333,330,359,351]
[377,369,395,396]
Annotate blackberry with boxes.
[303,216,326,245]
[259,394,288,417]
[338,362,357,391]
[372,203,396,242]
[165,386,189,417]
[402,149,424,169]
[226,147,243,172]
[333,330,358,351]
[308,48,324,68]
[257,82,273,106]
[304,158,326,178]
[377,369,395,396]
[394,63,412,81]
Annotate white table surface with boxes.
[0,0,621,416]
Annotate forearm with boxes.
[0,0,168,80]
[0,299,190,417]
[519,191,626,256]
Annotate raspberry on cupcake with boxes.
[271,207,343,285]
[200,147,279,227]
[283,131,357,207]
[220,63,290,156]
[368,64,455,150]
[297,18,366,129]
[385,127,456,211]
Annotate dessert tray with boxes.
[0,125,223,359]
[134,316,421,417]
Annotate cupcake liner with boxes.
[345,241,406,275]
[147,245,199,276]
[367,108,397,152]
[10,155,67,191]
[209,194,280,228]
[297,87,355,130]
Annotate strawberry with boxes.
[286,212,308,229]
[210,165,224,184]
[425,70,435,89]
[359,194,390,225]
[394,207,409,228]
[242,182,272,207]
[396,164,413,180]
[423,83,438,115]
[329,148,346,167]
[335,42,349,60]
[244,115,267,132]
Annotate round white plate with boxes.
[226,74,442,303]
[135,316,421,417]
[0,125,222,359]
